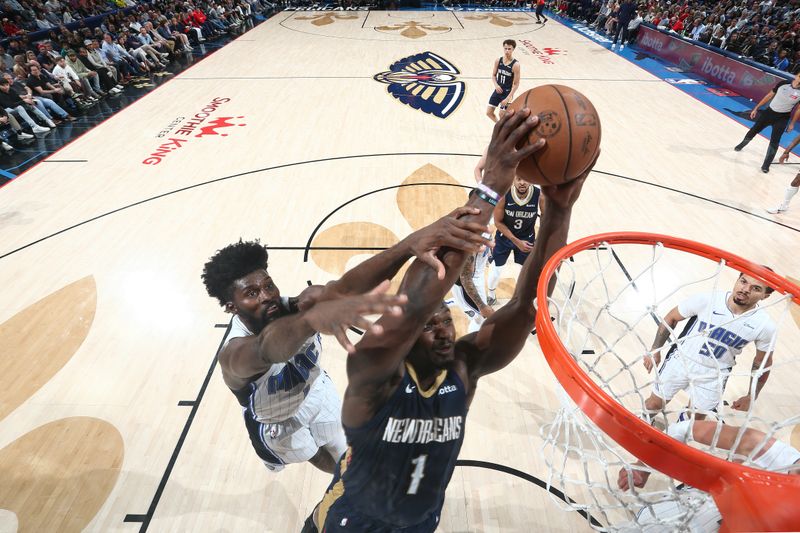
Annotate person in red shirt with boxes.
[672,17,684,33]
[2,18,21,37]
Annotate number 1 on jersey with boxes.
[407,454,428,495]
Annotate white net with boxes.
[539,239,800,532]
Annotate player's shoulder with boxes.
[748,303,776,326]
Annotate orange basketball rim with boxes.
[535,232,800,533]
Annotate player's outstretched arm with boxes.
[643,306,686,373]
[460,251,493,318]
[313,205,495,304]
[344,111,544,423]
[218,283,407,385]
[456,156,595,380]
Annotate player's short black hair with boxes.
[202,239,269,306]
[503,39,516,48]
[738,266,775,295]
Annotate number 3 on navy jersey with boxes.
[407,454,428,495]
[513,219,523,230]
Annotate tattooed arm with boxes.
[460,251,493,318]
[643,306,686,373]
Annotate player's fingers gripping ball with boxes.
[509,85,602,186]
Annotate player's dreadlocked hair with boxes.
[202,239,269,306]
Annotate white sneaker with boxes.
[766,205,787,214]
[2,141,13,151]
[32,125,50,133]
[45,119,56,128]
[610,44,616,50]
[620,44,625,50]
[17,132,33,139]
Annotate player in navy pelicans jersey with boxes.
[487,174,543,305]
[201,226,484,475]
[486,39,520,123]
[312,109,597,532]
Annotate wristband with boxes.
[475,189,498,206]
[476,182,501,202]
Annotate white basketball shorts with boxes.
[450,283,484,333]
[258,372,346,471]
[652,353,730,412]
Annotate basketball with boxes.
[508,85,602,186]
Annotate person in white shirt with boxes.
[643,273,777,419]
[689,18,707,40]
[101,33,147,77]
[627,10,643,43]
[51,56,97,104]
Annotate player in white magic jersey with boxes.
[202,224,492,473]
[449,170,494,332]
[450,244,492,333]
[643,273,777,418]
[617,419,800,532]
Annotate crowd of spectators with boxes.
[551,0,800,74]
[0,0,276,155]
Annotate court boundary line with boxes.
[278,11,545,42]
[123,320,232,532]
[174,75,661,82]
[1,153,796,262]
[455,459,604,528]
[450,9,464,29]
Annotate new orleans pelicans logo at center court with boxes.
[374,52,465,119]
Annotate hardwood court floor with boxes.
[0,10,798,533]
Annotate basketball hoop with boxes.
[535,232,800,532]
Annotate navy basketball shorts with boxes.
[488,88,511,108]
[322,494,440,533]
[491,233,531,267]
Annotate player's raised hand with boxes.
[541,151,599,210]
[304,280,407,353]
[482,108,546,195]
[731,395,752,411]
[643,352,660,373]
[403,206,493,279]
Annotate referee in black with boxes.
[735,72,800,173]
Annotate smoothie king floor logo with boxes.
[374,51,465,119]
[142,97,246,165]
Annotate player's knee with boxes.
[738,428,765,456]
[645,394,663,411]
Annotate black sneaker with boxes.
[761,166,770,173]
